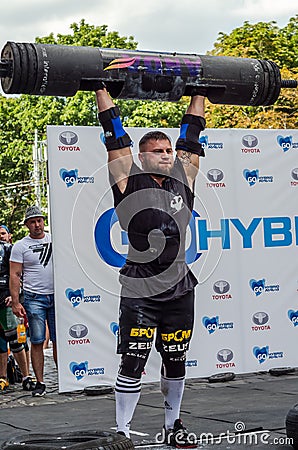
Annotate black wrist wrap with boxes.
[90,80,106,91]
[175,114,206,156]
[98,106,132,151]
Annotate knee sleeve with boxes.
[161,353,186,379]
[0,335,7,353]
[119,353,148,379]
[4,328,24,353]
[23,341,29,352]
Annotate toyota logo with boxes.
[252,312,269,325]
[207,169,224,182]
[242,135,258,148]
[59,131,79,145]
[213,280,230,294]
[291,168,298,181]
[217,349,233,362]
[69,324,88,338]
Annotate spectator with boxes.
[0,227,35,392]
[0,225,12,244]
[0,327,9,391]
[10,206,56,397]
[0,224,32,375]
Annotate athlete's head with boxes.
[138,131,174,176]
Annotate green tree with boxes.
[122,99,187,128]
[206,16,298,128]
[210,17,298,68]
[35,20,136,49]
[1,18,297,236]
[0,20,138,238]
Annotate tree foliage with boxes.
[0,18,297,237]
[206,16,298,129]
[211,17,298,68]
[0,20,137,238]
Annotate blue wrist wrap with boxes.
[98,106,132,151]
[176,114,206,156]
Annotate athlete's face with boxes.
[25,217,45,238]
[138,139,174,176]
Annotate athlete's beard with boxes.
[141,159,173,178]
[149,164,173,177]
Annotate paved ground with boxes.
[0,348,297,449]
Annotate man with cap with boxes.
[9,206,56,397]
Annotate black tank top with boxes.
[110,158,198,300]
[0,241,12,306]
[0,241,11,289]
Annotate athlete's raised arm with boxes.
[96,87,133,193]
[176,95,206,189]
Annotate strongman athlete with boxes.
[96,86,205,447]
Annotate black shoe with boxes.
[22,376,36,391]
[164,419,197,448]
[117,431,127,437]
[32,381,46,397]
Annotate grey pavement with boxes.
[0,347,297,449]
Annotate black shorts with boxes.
[117,290,194,357]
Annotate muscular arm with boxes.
[9,261,25,318]
[96,89,133,193]
[176,95,205,189]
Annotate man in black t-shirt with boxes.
[96,87,205,447]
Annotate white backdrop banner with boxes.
[47,125,298,393]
